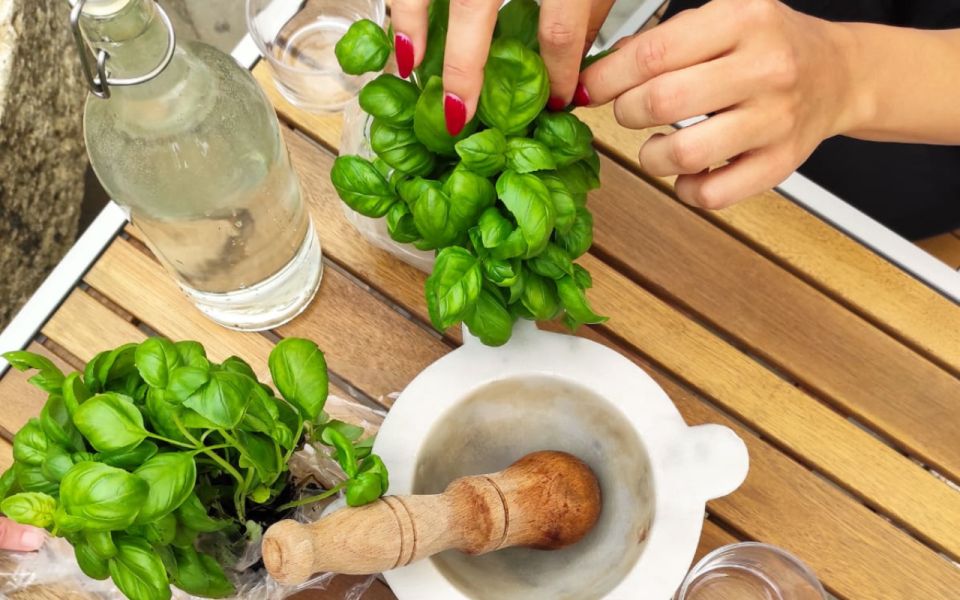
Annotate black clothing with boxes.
[661,0,960,239]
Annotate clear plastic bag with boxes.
[0,397,389,600]
[339,98,435,274]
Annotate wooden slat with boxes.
[918,233,960,269]
[272,119,960,594]
[269,92,960,564]
[0,439,13,472]
[574,104,960,374]
[42,289,148,362]
[0,343,74,438]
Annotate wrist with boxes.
[825,21,878,136]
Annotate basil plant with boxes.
[331,0,608,347]
[0,339,387,600]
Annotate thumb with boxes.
[0,517,46,552]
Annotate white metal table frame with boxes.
[3,16,959,377]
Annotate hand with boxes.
[0,517,45,552]
[392,0,617,135]
[580,0,861,209]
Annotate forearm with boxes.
[835,22,960,144]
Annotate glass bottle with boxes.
[75,0,322,331]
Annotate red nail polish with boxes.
[573,82,590,107]
[395,33,414,79]
[444,93,466,136]
[547,96,568,111]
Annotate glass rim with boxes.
[245,0,387,76]
[676,542,828,600]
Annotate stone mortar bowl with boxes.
[374,322,749,600]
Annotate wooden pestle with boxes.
[262,450,602,584]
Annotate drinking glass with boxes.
[675,543,828,600]
[246,0,386,112]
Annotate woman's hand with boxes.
[392,0,616,135]
[580,0,864,209]
[0,517,45,552]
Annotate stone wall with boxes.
[0,1,86,329]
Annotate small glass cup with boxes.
[246,0,386,112]
[675,543,828,600]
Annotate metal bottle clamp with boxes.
[68,0,177,99]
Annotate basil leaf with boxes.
[133,452,197,524]
[183,371,251,429]
[331,155,397,218]
[174,341,209,370]
[455,129,507,177]
[494,0,540,48]
[62,372,91,417]
[414,0,449,85]
[54,504,85,532]
[386,201,421,243]
[95,343,139,390]
[371,119,436,177]
[553,160,600,194]
[482,257,522,287]
[321,427,358,478]
[108,535,172,600]
[478,39,550,136]
[240,385,279,435]
[496,170,555,258]
[129,512,177,545]
[581,46,617,70]
[534,112,594,167]
[2,351,65,393]
[60,462,149,530]
[13,419,48,466]
[425,247,483,331]
[40,394,85,453]
[584,149,601,177]
[324,420,365,442]
[145,389,189,444]
[172,546,235,598]
[74,393,148,453]
[99,440,159,470]
[521,270,562,320]
[165,366,210,404]
[14,462,59,495]
[75,540,110,580]
[556,207,594,258]
[413,187,459,246]
[398,176,441,207]
[175,493,229,533]
[220,355,257,380]
[0,467,17,500]
[268,338,329,420]
[134,338,182,388]
[464,286,515,346]
[334,19,391,75]
[557,275,608,326]
[476,207,514,250]
[505,137,556,173]
[414,76,477,155]
[528,242,575,280]
[83,351,109,394]
[86,530,118,559]
[42,444,77,482]
[360,74,420,126]
[236,431,280,482]
[573,264,594,289]
[540,173,578,234]
[1,492,56,528]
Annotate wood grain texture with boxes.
[272,121,960,592]
[42,289,147,362]
[574,104,960,374]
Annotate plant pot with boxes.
[339,98,435,273]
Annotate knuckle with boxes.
[451,0,489,11]
[691,181,728,210]
[670,134,706,173]
[741,0,778,24]
[645,81,678,124]
[443,59,474,82]
[634,36,669,77]
[766,48,800,88]
[540,21,579,48]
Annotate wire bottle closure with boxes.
[68,0,177,99]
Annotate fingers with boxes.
[539,0,592,108]
[674,147,796,209]
[391,0,431,78]
[579,4,742,105]
[0,518,46,552]
[442,0,502,135]
[613,57,756,129]
[639,108,782,177]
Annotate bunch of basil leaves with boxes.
[0,338,387,600]
[332,0,608,347]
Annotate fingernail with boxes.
[573,82,590,107]
[395,33,414,79]
[444,92,466,136]
[547,96,568,111]
[19,529,45,550]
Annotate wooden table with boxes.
[2,59,960,599]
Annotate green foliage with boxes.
[332,0,607,344]
[0,337,388,600]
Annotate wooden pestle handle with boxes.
[263,450,601,584]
